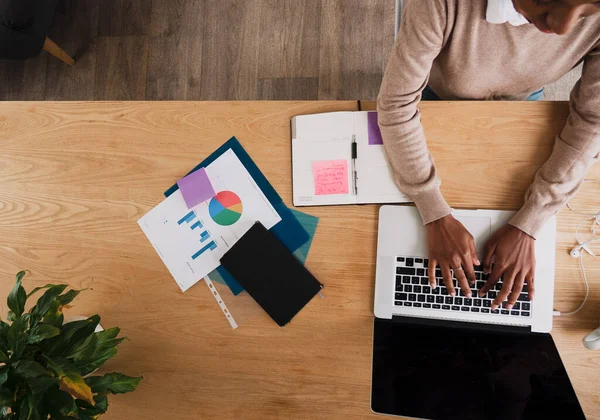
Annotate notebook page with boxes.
[292,137,357,206]
[354,111,411,204]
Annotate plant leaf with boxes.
[7,273,27,317]
[12,360,53,379]
[76,395,108,417]
[7,312,16,323]
[26,284,56,299]
[62,316,100,355]
[85,373,142,396]
[46,386,78,418]
[45,357,95,406]
[15,271,27,283]
[18,392,36,420]
[44,316,100,357]
[0,321,9,355]
[67,334,98,362]
[95,327,119,341]
[7,314,29,360]
[0,320,9,336]
[0,366,8,388]
[0,348,9,363]
[27,377,59,394]
[0,388,12,407]
[26,324,60,344]
[69,327,125,375]
[42,300,64,328]
[18,397,30,420]
[78,347,119,377]
[29,285,67,327]
[58,372,94,406]
[57,289,83,307]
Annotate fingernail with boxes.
[475,259,481,265]
[467,293,472,298]
[430,284,436,290]
[450,292,456,297]
[479,291,484,297]
[506,304,513,310]
[491,304,497,310]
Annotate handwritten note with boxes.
[312,160,349,196]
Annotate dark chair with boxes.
[0,0,74,65]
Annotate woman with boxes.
[378,0,599,310]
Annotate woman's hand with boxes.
[478,225,536,310]
[426,215,480,298]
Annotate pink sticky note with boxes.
[312,160,349,196]
[177,168,216,209]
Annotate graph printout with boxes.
[138,150,281,291]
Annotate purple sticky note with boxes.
[368,112,384,145]
[177,168,216,209]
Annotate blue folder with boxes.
[164,137,309,295]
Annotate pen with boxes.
[351,135,358,195]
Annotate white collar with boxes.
[487,0,529,26]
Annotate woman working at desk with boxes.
[378,0,600,310]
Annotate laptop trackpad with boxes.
[453,216,491,257]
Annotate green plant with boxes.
[0,271,141,419]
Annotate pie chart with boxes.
[208,191,243,226]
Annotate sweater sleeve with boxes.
[509,46,600,238]
[377,0,453,225]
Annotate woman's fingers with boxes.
[428,259,438,289]
[527,274,535,301]
[469,239,480,266]
[453,266,472,298]
[462,253,476,286]
[493,270,515,310]
[479,263,502,297]
[506,272,526,309]
[482,240,497,274]
[441,263,455,296]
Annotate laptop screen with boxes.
[371,318,585,420]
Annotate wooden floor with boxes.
[0,0,579,101]
[0,0,395,101]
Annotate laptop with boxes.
[371,205,585,419]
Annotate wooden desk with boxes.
[0,101,598,419]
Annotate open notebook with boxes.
[291,111,411,206]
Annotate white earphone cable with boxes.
[559,254,590,316]
[555,179,599,316]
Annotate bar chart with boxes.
[192,241,217,260]
[178,210,196,225]
[177,210,218,260]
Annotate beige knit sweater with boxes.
[377,0,600,238]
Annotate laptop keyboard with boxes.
[394,257,531,318]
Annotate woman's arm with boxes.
[509,46,600,238]
[377,0,453,225]
[378,1,482,297]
